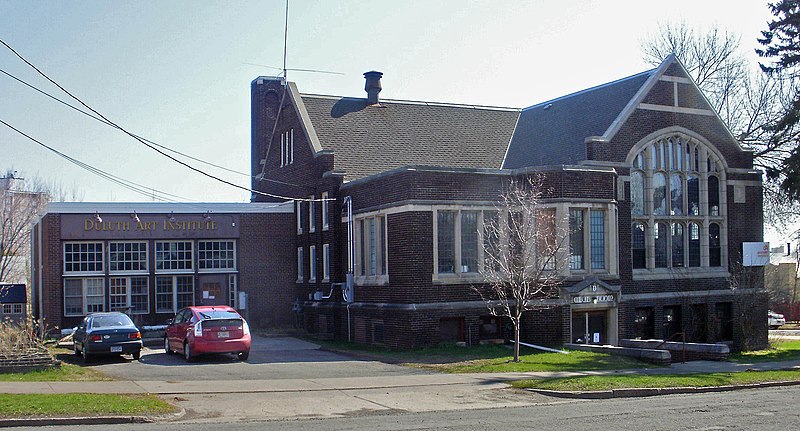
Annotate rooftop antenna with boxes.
[283,0,289,79]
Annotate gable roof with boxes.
[503,69,655,169]
[299,95,520,181]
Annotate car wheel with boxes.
[183,342,193,362]
[163,337,172,354]
[132,350,141,361]
[238,350,249,361]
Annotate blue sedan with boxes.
[73,312,143,363]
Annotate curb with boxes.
[527,379,800,399]
[0,404,185,427]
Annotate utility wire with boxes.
[0,118,190,202]
[0,38,321,203]
[0,67,301,189]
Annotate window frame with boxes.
[63,242,104,275]
[322,243,330,281]
[109,276,150,314]
[108,241,148,274]
[309,245,317,282]
[322,192,330,230]
[197,240,237,272]
[155,275,194,314]
[63,277,106,316]
[154,241,194,273]
[353,213,388,284]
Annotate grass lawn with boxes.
[315,340,656,373]
[730,340,800,363]
[512,369,800,392]
[0,393,177,418]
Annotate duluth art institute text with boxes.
[84,219,218,232]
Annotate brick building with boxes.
[30,202,294,333]
[251,55,768,350]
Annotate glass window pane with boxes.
[708,176,720,216]
[689,223,701,267]
[672,223,684,267]
[631,171,645,216]
[437,211,456,273]
[590,210,605,270]
[654,222,668,268]
[632,223,646,269]
[460,211,479,273]
[709,223,721,267]
[483,211,500,272]
[687,175,700,216]
[670,174,683,215]
[653,173,667,215]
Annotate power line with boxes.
[0,118,190,202]
[0,38,322,203]
[0,67,301,189]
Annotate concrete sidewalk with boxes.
[2,358,799,395]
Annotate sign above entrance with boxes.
[572,295,615,305]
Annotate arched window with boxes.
[671,223,684,267]
[629,133,725,271]
[709,223,721,267]
[655,222,668,268]
[632,222,646,269]
[631,171,645,216]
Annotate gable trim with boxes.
[659,75,692,84]
[639,103,716,116]
[285,82,324,155]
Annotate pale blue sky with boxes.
[0,1,774,204]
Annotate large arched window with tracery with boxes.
[629,133,726,271]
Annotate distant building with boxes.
[0,284,27,325]
[766,244,799,320]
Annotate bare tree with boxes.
[642,22,798,231]
[0,171,50,284]
[478,175,566,362]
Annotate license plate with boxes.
[218,331,230,338]
[110,345,122,352]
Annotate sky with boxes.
[0,2,776,203]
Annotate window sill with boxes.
[432,273,484,284]
[296,279,304,284]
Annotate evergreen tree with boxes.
[758,1,800,199]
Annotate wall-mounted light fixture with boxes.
[203,211,211,220]
[94,211,102,223]
[130,211,140,223]
[167,211,176,223]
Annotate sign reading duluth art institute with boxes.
[60,213,240,240]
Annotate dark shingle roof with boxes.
[503,69,655,169]
[300,95,520,181]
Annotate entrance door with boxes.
[199,274,228,306]
[571,311,607,344]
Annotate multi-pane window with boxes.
[155,275,194,313]
[632,222,646,269]
[110,276,149,314]
[64,242,104,273]
[12,304,22,314]
[109,242,147,272]
[155,241,193,271]
[64,278,105,316]
[356,215,386,278]
[460,211,479,273]
[198,240,236,270]
[438,211,456,274]
[296,200,303,234]
[590,210,605,270]
[630,134,725,271]
[569,210,584,270]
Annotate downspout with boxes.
[343,196,354,342]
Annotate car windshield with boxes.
[91,315,134,328]
[197,310,241,320]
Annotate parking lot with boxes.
[78,335,431,381]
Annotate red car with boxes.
[164,306,251,361]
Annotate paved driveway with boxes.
[83,336,431,381]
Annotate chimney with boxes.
[364,71,383,105]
